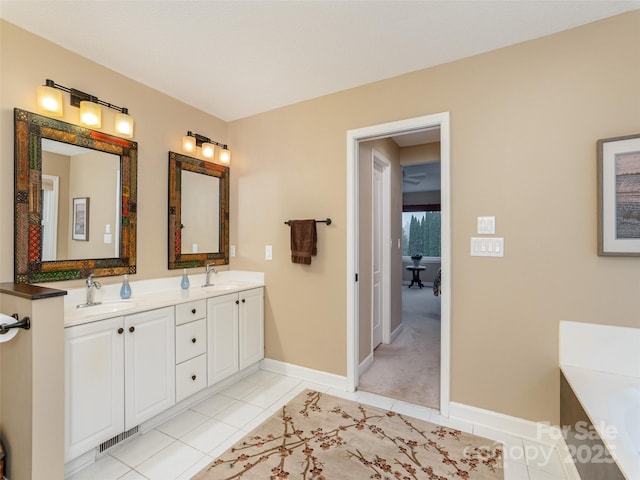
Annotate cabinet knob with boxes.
[191,337,197,343]
[191,375,197,381]
[117,327,124,334]
[191,308,196,314]
[129,326,135,333]
[235,300,239,305]
[242,298,246,303]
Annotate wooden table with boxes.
[406,266,426,288]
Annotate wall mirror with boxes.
[168,151,229,269]
[14,108,137,283]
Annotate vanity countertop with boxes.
[63,270,264,327]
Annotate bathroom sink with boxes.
[201,283,240,292]
[77,300,137,315]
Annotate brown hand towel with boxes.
[290,220,317,265]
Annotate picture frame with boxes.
[72,197,90,241]
[597,133,640,256]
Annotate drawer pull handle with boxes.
[129,326,135,333]
[117,327,124,334]
[191,337,197,343]
[191,375,197,381]
[191,308,196,314]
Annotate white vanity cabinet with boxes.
[207,288,264,385]
[64,306,175,461]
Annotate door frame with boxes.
[371,149,391,346]
[346,112,451,416]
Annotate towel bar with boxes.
[284,218,331,226]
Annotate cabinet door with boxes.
[65,317,124,462]
[239,288,264,369]
[124,307,175,430]
[207,293,239,385]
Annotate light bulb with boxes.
[219,148,231,164]
[37,85,63,117]
[202,142,215,159]
[79,100,101,127]
[115,111,134,138]
[182,135,196,153]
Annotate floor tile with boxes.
[241,382,294,409]
[241,409,276,432]
[243,369,283,385]
[208,428,248,459]
[136,441,205,480]
[219,378,261,399]
[527,466,567,480]
[155,409,209,439]
[110,429,174,468]
[181,418,239,453]
[175,454,214,480]
[67,455,130,480]
[190,392,236,417]
[118,470,148,480]
[474,425,527,462]
[214,400,264,428]
[391,400,436,422]
[325,387,359,401]
[503,458,530,480]
[523,440,567,477]
[355,390,396,410]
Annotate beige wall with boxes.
[0,11,639,432]
[400,142,440,165]
[228,11,640,424]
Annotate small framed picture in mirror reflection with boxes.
[72,197,90,241]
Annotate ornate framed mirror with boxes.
[14,108,137,283]
[168,151,229,269]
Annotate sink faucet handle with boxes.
[206,264,217,274]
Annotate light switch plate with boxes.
[470,237,504,257]
[230,245,236,257]
[265,245,272,260]
[477,216,496,235]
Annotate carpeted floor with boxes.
[358,285,441,408]
[193,390,503,480]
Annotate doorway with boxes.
[346,112,451,416]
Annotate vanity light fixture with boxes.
[36,79,135,137]
[182,131,231,164]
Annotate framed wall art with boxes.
[72,197,90,241]
[597,133,640,256]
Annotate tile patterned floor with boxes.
[68,370,571,480]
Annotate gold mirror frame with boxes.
[168,151,229,269]
[14,108,137,283]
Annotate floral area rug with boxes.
[193,390,503,480]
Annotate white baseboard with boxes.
[449,402,579,479]
[390,322,404,343]
[358,352,374,376]
[260,358,348,391]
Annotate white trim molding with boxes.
[260,358,348,391]
[449,402,580,480]
[346,112,451,416]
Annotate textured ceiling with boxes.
[1,1,639,121]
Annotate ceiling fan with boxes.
[403,171,426,184]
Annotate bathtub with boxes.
[560,321,640,480]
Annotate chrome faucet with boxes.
[202,264,217,287]
[77,274,102,308]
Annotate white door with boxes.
[372,151,390,349]
[124,307,175,430]
[239,288,264,369]
[65,317,125,462]
[41,174,59,261]
[207,293,239,384]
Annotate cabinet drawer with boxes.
[176,319,206,363]
[176,354,207,402]
[175,300,206,325]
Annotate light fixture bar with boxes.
[44,79,130,115]
[185,131,228,151]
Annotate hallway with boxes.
[358,285,441,408]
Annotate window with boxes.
[402,205,440,257]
